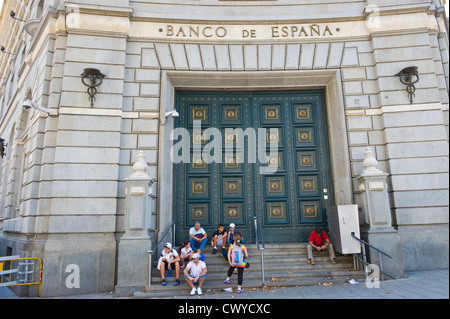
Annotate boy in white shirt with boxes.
[183,253,207,295]
[159,242,180,286]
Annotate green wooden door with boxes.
[173,91,333,245]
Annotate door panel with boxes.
[174,91,333,245]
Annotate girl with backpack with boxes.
[224,232,248,294]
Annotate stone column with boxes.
[357,147,405,278]
[115,151,153,295]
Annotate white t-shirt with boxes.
[161,249,179,262]
[181,246,193,256]
[186,260,206,277]
[189,227,206,237]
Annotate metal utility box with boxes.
[326,205,361,254]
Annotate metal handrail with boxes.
[351,232,395,280]
[147,220,176,286]
[351,232,392,259]
[253,217,266,285]
[353,253,395,280]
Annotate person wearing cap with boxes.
[307,227,336,265]
[160,242,181,286]
[183,253,207,295]
[189,221,208,250]
[226,223,244,245]
[222,223,244,261]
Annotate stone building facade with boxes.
[0,0,448,297]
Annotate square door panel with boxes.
[292,103,314,124]
[187,177,210,199]
[188,104,210,125]
[264,150,285,172]
[264,176,286,197]
[222,177,243,198]
[221,105,242,124]
[298,175,320,196]
[222,202,245,226]
[261,103,283,125]
[296,151,317,171]
[188,155,210,174]
[222,153,244,173]
[224,130,240,147]
[191,129,208,146]
[265,201,289,224]
[298,200,323,223]
[294,127,315,147]
[266,128,283,146]
[188,203,210,226]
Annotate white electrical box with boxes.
[326,205,361,254]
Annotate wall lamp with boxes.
[395,66,419,104]
[10,11,25,22]
[81,68,106,107]
[161,110,179,125]
[1,46,15,56]
[0,138,6,158]
[10,10,40,36]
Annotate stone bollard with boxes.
[357,147,405,279]
[115,151,153,295]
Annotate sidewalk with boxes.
[157,269,450,300]
[0,269,448,299]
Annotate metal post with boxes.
[147,251,153,286]
[260,251,265,285]
[378,251,384,281]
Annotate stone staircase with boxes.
[134,243,365,298]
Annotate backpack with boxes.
[231,245,244,266]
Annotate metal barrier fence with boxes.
[0,255,43,297]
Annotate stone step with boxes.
[137,269,365,298]
[153,258,354,276]
[151,266,359,283]
[140,243,364,298]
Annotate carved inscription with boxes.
[161,24,339,39]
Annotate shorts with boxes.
[163,260,177,270]
[184,274,206,284]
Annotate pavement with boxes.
[0,269,448,300]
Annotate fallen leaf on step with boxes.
[318,282,333,286]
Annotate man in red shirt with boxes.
[307,227,336,265]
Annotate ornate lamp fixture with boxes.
[395,66,419,104]
[81,68,106,107]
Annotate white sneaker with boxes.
[197,288,203,295]
[190,287,197,295]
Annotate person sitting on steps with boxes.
[189,221,208,251]
[183,253,207,295]
[307,226,337,265]
[211,223,227,255]
[159,242,181,286]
